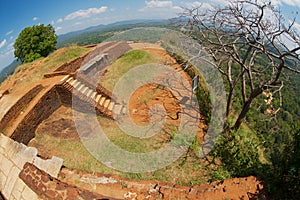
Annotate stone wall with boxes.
[19,163,117,200]
[0,133,63,200]
[43,53,89,78]
[11,87,61,145]
[0,85,43,132]
[56,84,113,119]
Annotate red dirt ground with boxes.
[1,43,266,199]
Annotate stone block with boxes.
[0,134,13,150]
[3,166,20,199]
[0,171,7,189]
[0,156,13,175]
[11,143,28,168]
[33,156,63,178]
[21,186,38,200]
[22,147,37,162]
[7,141,26,159]
[13,178,27,193]
[11,184,22,200]
[13,147,38,170]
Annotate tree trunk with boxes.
[233,98,253,130]
[226,87,234,117]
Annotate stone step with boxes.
[91,92,97,100]
[95,94,102,102]
[108,102,115,111]
[99,97,106,106]
[66,77,73,83]
[60,75,70,82]
[73,81,81,89]
[104,99,111,109]
[113,104,123,115]
[81,87,89,94]
[86,89,93,98]
[77,84,85,91]
[70,79,78,86]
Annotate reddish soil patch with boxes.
[60,168,266,200]
[128,83,180,131]
[127,47,207,143]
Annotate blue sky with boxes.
[0,0,300,69]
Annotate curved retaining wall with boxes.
[0,85,43,132]
[11,87,61,145]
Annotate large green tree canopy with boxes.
[14,24,57,63]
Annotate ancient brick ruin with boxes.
[0,42,266,199]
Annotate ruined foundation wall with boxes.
[44,53,89,78]
[11,87,61,145]
[0,85,43,132]
[0,133,63,200]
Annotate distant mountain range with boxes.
[58,19,167,41]
[1,18,183,84]
[0,59,20,84]
[57,19,171,47]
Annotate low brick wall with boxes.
[11,87,61,145]
[54,55,88,74]
[44,53,89,79]
[0,85,43,132]
[0,133,63,200]
[43,71,69,78]
[19,163,117,200]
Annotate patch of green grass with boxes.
[100,50,161,91]
[13,45,90,87]
[97,115,168,153]
[31,133,117,174]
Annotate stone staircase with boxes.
[60,75,126,119]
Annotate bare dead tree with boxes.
[182,0,300,130]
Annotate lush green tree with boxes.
[14,24,57,63]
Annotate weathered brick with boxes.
[45,189,57,199]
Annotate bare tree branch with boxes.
[181,0,300,130]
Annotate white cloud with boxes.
[277,0,300,7]
[145,0,173,8]
[65,6,108,20]
[51,20,55,25]
[10,36,14,40]
[186,1,214,10]
[0,39,7,49]
[140,0,183,12]
[57,18,63,23]
[6,30,13,36]
[0,49,15,70]
[32,17,38,21]
[55,27,62,32]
